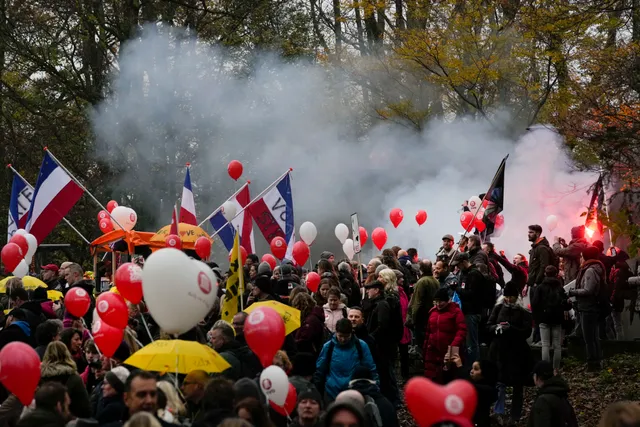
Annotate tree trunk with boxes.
[333,0,343,57]
[355,2,367,55]
[395,0,405,31]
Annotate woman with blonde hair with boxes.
[40,341,91,418]
[378,269,398,293]
[157,380,186,423]
[124,412,162,427]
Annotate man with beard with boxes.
[17,382,71,427]
[436,235,456,264]
[527,225,555,290]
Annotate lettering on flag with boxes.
[221,233,243,322]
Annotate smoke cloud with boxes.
[92,28,599,263]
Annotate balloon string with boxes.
[140,309,155,342]
[82,318,103,358]
[126,328,144,348]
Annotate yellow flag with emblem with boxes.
[221,232,244,322]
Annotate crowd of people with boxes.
[0,223,638,427]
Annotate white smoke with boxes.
[91,28,599,263]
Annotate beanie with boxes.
[298,386,323,408]
[105,366,130,394]
[257,261,272,276]
[254,275,272,293]
[434,288,450,302]
[503,281,519,297]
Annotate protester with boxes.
[60,328,88,374]
[436,234,456,264]
[527,225,555,290]
[17,382,71,427]
[323,287,348,333]
[41,264,61,290]
[409,260,439,345]
[192,377,235,427]
[449,354,497,427]
[529,361,578,427]
[293,293,325,357]
[95,366,130,425]
[210,321,261,380]
[348,365,399,427]
[289,388,323,427]
[234,398,273,427]
[553,226,588,284]
[35,320,62,360]
[0,308,33,349]
[181,370,209,422]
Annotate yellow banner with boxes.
[221,232,244,322]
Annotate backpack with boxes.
[363,395,383,427]
[385,293,405,343]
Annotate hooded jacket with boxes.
[40,362,91,418]
[531,277,570,326]
[423,302,467,380]
[313,336,378,401]
[528,377,577,427]
[572,260,605,313]
[529,237,554,286]
[218,339,262,381]
[553,231,588,283]
[323,303,348,333]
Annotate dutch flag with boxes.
[180,165,198,225]
[209,183,255,254]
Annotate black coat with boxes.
[451,365,497,427]
[95,394,126,426]
[218,340,262,381]
[531,277,570,326]
[487,304,533,386]
[363,296,392,357]
[349,380,399,427]
[528,377,577,427]
[528,238,553,286]
[0,322,33,350]
[456,266,485,315]
[16,409,66,427]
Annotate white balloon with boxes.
[342,238,355,260]
[299,221,318,246]
[221,201,237,222]
[141,248,216,334]
[13,260,28,278]
[192,259,219,299]
[24,255,33,266]
[111,206,137,231]
[259,365,289,406]
[335,223,349,244]
[14,229,27,236]
[546,215,558,232]
[468,196,482,211]
[24,233,37,259]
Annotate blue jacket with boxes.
[313,335,379,401]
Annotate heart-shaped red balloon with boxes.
[404,378,477,427]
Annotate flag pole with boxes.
[7,164,91,245]
[44,148,126,231]
[449,155,508,265]
[198,181,251,227]
[210,169,293,239]
[237,225,245,312]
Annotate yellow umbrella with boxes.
[124,340,231,374]
[245,300,301,336]
[0,276,47,293]
[150,223,210,244]
[47,290,63,301]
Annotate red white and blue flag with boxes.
[209,183,255,254]
[248,172,295,259]
[180,166,197,225]
[7,173,33,242]
[26,152,84,244]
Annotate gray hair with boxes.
[67,263,83,277]
[374,264,388,276]
[212,320,235,341]
[337,262,351,274]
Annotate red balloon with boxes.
[1,243,23,272]
[261,254,277,270]
[482,199,489,208]
[495,213,505,228]
[359,226,368,247]
[114,262,143,304]
[229,246,248,265]
[415,210,428,226]
[99,219,114,234]
[371,227,387,251]
[92,319,125,358]
[292,241,310,266]
[404,378,477,427]
[0,342,41,405]
[306,272,320,292]
[270,383,297,416]
[194,237,212,260]
[390,208,404,228]
[165,234,182,249]
[9,234,28,257]
[270,237,287,260]
[96,292,129,329]
[460,211,474,230]
[228,160,243,181]
[474,218,486,232]
[65,287,92,318]
[97,210,109,222]
[106,200,119,213]
[245,307,286,367]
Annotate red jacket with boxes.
[423,302,467,380]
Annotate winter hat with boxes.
[324,401,366,427]
[112,341,131,362]
[297,386,323,408]
[280,264,293,277]
[254,275,272,293]
[583,246,600,261]
[105,366,130,394]
[257,261,272,276]
[320,251,334,260]
[351,365,374,382]
[233,377,265,404]
[434,288,450,302]
[503,281,519,297]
